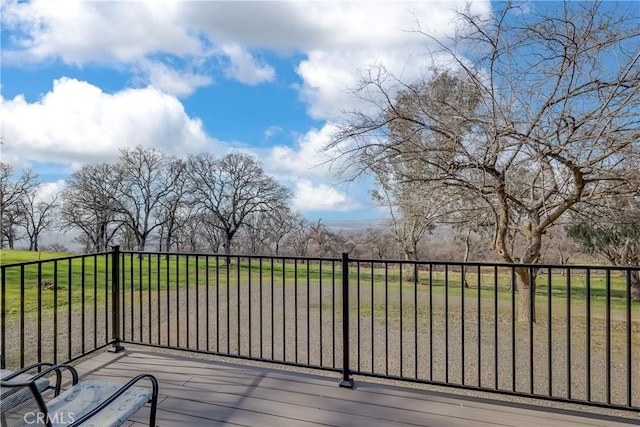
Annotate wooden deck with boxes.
[70,350,637,427]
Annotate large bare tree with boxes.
[185,153,292,255]
[61,163,122,252]
[113,146,184,251]
[18,186,59,251]
[0,163,37,248]
[155,159,188,252]
[327,1,640,321]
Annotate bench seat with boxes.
[46,380,152,427]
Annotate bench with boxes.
[0,360,158,427]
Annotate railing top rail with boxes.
[346,257,640,271]
[0,251,111,268]
[2,248,637,272]
[119,250,342,263]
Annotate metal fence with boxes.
[1,246,638,411]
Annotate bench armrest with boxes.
[2,364,79,396]
[2,362,55,380]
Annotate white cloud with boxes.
[183,1,492,117]
[268,123,343,178]
[291,179,360,213]
[135,60,212,97]
[34,180,65,204]
[182,2,486,51]
[2,2,490,82]
[295,49,435,120]
[1,0,200,65]
[0,77,218,166]
[221,44,275,85]
[2,1,492,115]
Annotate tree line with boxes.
[1,148,298,255]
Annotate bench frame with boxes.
[0,361,158,427]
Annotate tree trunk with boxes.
[631,270,640,302]
[516,266,536,322]
[165,218,175,253]
[137,234,146,252]
[97,223,106,252]
[0,210,4,249]
[223,236,232,255]
[462,229,471,288]
[402,250,417,282]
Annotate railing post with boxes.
[109,245,124,353]
[339,252,354,388]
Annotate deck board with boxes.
[72,350,638,427]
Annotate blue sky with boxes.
[0,0,493,227]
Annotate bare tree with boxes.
[155,159,188,252]
[363,226,396,259]
[18,186,59,251]
[263,206,299,256]
[2,203,25,249]
[61,163,122,252]
[237,206,297,255]
[199,213,225,253]
[0,163,37,248]
[285,214,311,256]
[186,153,292,255]
[113,146,184,252]
[327,1,640,321]
[371,177,449,280]
[331,229,367,257]
[308,219,341,257]
[372,177,446,260]
[541,225,582,267]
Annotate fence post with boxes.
[109,245,124,353]
[339,252,354,388]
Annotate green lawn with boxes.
[1,250,637,318]
[0,250,77,263]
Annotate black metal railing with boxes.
[0,252,114,368]
[1,247,638,411]
[112,248,344,374]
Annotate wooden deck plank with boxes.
[183,372,627,427]
[115,353,626,427]
[151,396,335,427]
[74,350,638,427]
[178,377,587,427]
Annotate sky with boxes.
[0,0,492,229]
